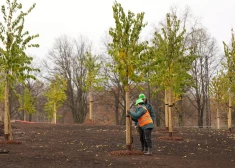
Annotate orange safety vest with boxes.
[138,106,153,127]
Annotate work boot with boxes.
[144,148,152,155]
[143,147,148,153]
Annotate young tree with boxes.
[101,33,139,125]
[0,0,39,140]
[223,29,235,132]
[108,1,147,150]
[151,13,195,137]
[44,75,67,124]
[23,63,45,122]
[83,52,105,121]
[17,87,36,120]
[210,71,228,129]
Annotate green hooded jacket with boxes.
[133,103,155,127]
[130,105,154,130]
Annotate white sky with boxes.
[1,0,235,60]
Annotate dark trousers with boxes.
[138,127,152,149]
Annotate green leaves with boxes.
[44,75,67,119]
[83,52,106,92]
[108,1,147,86]
[0,0,39,139]
[221,29,235,103]
[210,71,229,104]
[0,0,39,85]
[17,87,36,114]
[223,29,235,84]
[151,13,195,95]
[0,79,4,102]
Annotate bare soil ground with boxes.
[0,122,235,168]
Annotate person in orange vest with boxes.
[136,93,155,153]
[138,94,155,124]
[128,98,154,155]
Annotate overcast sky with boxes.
[1,0,235,60]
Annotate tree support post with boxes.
[168,88,173,137]
[125,86,132,151]
[4,77,9,140]
[89,89,93,121]
[228,92,232,132]
[165,90,169,130]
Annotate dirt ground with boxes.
[0,122,235,168]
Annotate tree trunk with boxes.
[89,89,93,121]
[168,88,173,137]
[147,80,151,103]
[29,114,32,122]
[115,97,119,125]
[178,95,184,127]
[228,92,232,132]
[155,91,161,127]
[165,89,169,130]
[216,105,220,130]
[22,86,26,121]
[8,109,13,140]
[24,112,26,121]
[4,75,12,140]
[53,102,56,124]
[205,54,210,128]
[198,110,203,128]
[125,85,132,151]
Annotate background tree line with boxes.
[1,0,235,141]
